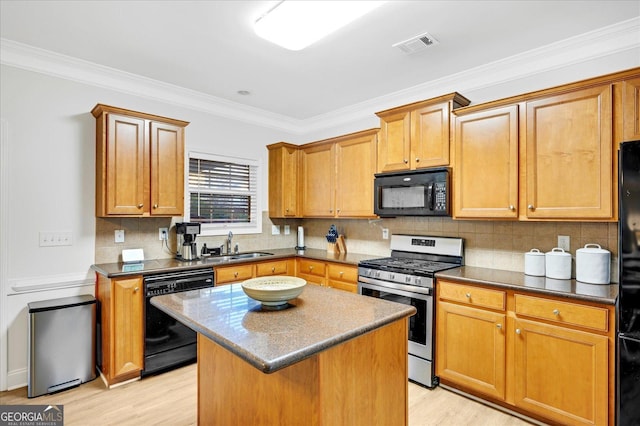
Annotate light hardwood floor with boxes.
[0,364,533,425]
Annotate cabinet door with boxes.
[454,105,519,218]
[268,144,299,218]
[436,301,506,400]
[106,114,146,215]
[377,109,411,172]
[150,121,184,216]
[411,101,451,168]
[623,77,640,141]
[513,318,609,425]
[525,85,613,219]
[300,143,335,217]
[111,277,144,379]
[335,133,376,217]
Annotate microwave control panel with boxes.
[433,182,447,211]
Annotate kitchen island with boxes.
[151,283,416,425]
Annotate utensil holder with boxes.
[327,242,337,252]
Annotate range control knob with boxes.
[415,278,422,286]
[405,276,412,283]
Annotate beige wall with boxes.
[95,214,618,282]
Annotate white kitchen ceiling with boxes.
[1,1,639,126]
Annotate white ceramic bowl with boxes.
[241,276,307,306]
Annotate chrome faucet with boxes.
[226,231,233,254]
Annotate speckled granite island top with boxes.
[436,266,618,305]
[151,283,416,373]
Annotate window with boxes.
[187,152,261,235]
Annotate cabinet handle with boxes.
[415,157,420,162]
[515,328,521,335]
[509,205,515,211]
[137,203,144,208]
[234,272,238,278]
[553,309,560,316]
[527,204,535,210]
[496,324,502,329]
[339,271,344,277]
[465,292,471,298]
[153,204,158,209]
[271,267,276,273]
[404,159,409,164]
[134,287,139,292]
[309,266,314,271]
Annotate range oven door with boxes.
[358,278,432,362]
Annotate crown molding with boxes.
[1,17,639,135]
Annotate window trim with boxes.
[186,151,262,236]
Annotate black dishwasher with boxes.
[143,268,214,376]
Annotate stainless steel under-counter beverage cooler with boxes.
[28,295,97,397]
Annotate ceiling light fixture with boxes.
[254,1,385,51]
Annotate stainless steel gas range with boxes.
[358,235,464,388]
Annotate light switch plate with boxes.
[115,229,125,243]
[284,225,290,235]
[39,231,73,247]
[382,228,389,239]
[159,227,168,240]
[271,225,280,235]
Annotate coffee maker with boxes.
[175,222,201,261]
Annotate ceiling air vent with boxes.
[392,32,439,54]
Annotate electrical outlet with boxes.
[382,228,389,240]
[558,235,570,251]
[115,229,125,243]
[159,227,168,240]
[284,225,290,235]
[271,225,280,235]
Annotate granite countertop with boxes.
[92,248,378,278]
[436,266,618,305]
[150,283,416,373]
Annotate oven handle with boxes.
[358,276,432,298]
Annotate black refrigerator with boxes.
[617,140,640,426]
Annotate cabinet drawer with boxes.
[514,294,609,332]
[215,264,254,285]
[298,272,325,286]
[256,260,292,277]
[327,279,358,293]
[327,263,358,282]
[438,281,506,311]
[298,259,326,277]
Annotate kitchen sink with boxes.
[204,252,273,263]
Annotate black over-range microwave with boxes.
[374,167,450,217]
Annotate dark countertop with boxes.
[150,283,416,373]
[436,266,618,305]
[91,248,378,278]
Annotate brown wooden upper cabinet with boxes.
[267,142,299,218]
[524,85,612,219]
[300,129,378,218]
[92,104,189,217]
[452,68,640,221]
[454,105,519,219]
[623,76,640,141]
[375,93,470,173]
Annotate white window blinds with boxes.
[187,152,261,235]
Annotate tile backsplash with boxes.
[95,213,618,282]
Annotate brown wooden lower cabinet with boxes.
[436,279,614,426]
[96,274,144,386]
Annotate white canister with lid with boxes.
[576,244,610,284]
[545,248,572,280]
[524,249,545,276]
